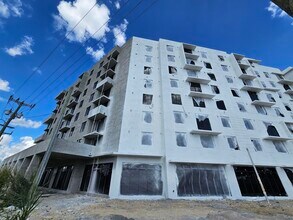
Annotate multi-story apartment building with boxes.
[2,37,293,199]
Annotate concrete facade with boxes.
[2,37,293,200]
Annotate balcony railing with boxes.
[186,71,210,84]
[241,80,263,92]
[88,105,108,120]
[184,58,203,71]
[43,114,55,124]
[96,77,114,92]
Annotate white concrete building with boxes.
[2,37,293,200]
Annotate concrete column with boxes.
[48,168,58,188]
[109,158,119,198]
[276,167,293,198]
[67,163,85,193]
[225,165,242,199]
[25,155,42,179]
[19,157,32,175]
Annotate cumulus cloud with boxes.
[11,117,42,129]
[114,1,120,9]
[0,0,23,18]
[54,0,110,43]
[5,36,34,57]
[0,78,11,91]
[86,46,105,61]
[113,19,128,46]
[0,135,34,160]
[266,2,289,18]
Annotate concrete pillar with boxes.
[276,167,293,198]
[25,155,42,179]
[19,157,32,175]
[225,165,242,199]
[67,163,85,193]
[48,168,58,188]
[109,159,119,198]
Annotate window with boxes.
[200,136,214,148]
[218,55,225,61]
[171,94,182,105]
[192,97,205,107]
[227,136,239,150]
[278,92,283,99]
[243,118,254,130]
[251,139,262,151]
[211,85,220,94]
[79,100,84,108]
[174,111,184,123]
[254,71,260,77]
[260,81,266,88]
[145,45,152,52]
[86,79,91,85]
[96,70,101,78]
[168,66,177,74]
[207,73,216,81]
[144,66,152,75]
[89,93,94,102]
[256,105,267,115]
[221,117,231,128]
[226,76,233,83]
[285,123,293,133]
[176,132,187,147]
[90,69,94,76]
[170,79,178,88]
[166,45,174,52]
[93,81,98,89]
[74,112,80,122]
[274,108,284,117]
[80,121,86,132]
[264,122,280,137]
[83,89,87,96]
[85,106,91,116]
[231,89,240,97]
[141,132,152,145]
[273,141,287,153]
[143,111,152,123]
[69,127,75,137]
[145,55,152,62]
[264,72,270,78]
[204,62,212,69]
[201,51,207,58]
[284,103,291,111]
[269,81,276,87]
[196,115,212,130]
[167,55,175,62]
[216,100,226,110]
[99,61,104,68]
[237,103,246,112]
[266,93,275,102]
[190,82,202,92]
[221,65,228,71]
[143,94,153,105]
[144,79,153,89]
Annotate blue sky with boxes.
[0,0,292,159]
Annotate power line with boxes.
[24,0,132,103]
[14,1,98,95]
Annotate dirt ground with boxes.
[30,194,293,220]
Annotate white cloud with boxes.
[114,1,120,9]
[0,97,5,102]
[0,135,34,160]
[0,78,11,92]
[266,2,289,18]
[113,19,128,46]
[32,67,42,75]
[5,36,34,57]
[54,0,110,43]
[0,0,23,18]
[11,117,42,129]
[86,46,105,61]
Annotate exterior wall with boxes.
[2,36,293,200]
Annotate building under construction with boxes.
[1,37,293,199]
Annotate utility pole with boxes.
[0,96,35,138]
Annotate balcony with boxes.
[188,86,215,99]
[59,124,70,132]
[55,90,66,100]
[96,77,114,91]
[251,100,275,107]
[63,110,74,120]
[278,77,293,84]
[72,88,81,97]
[103,57,118,70]
[43,114,55,124]
[184,59,203,71]
[241,80,263,92]
[92,95,110,105]
[263,125,292,141]
[237,60,250,69]
[52,107,58,113]
[83,131,103,139]
[263,136,292,141]
[88,105,108,120]
[190,129,221,136]
[186,71,210,84]
[67,99,78,108]
[34,134,47,143]
[239,69,256,80]
[183,44,199,59]
[100,69,116,79]
[284,85,293,95]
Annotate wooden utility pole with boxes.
[0,96,35,138]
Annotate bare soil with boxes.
[30,194,293,220]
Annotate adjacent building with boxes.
[2,37,293,199]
